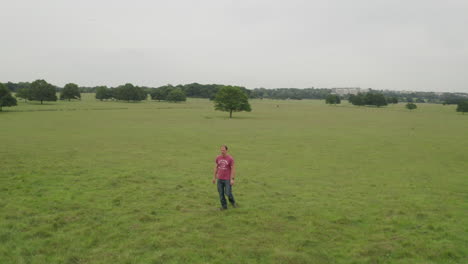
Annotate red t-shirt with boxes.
[216,155,234,180]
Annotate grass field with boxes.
[1,94,467,264]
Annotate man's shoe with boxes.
[219,207,227,211]
[231,203,238,208]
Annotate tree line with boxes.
[327,92,468,113]
[365,90,468,104]
[249,88,331,100]
[1,80,254,117]
[2,80,468,114]
[0,83,17,111]
[3,80,467,103]
[348,93,392,107]
[325,92,397,107]
[13,80,80,104]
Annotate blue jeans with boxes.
[217,179,236,209]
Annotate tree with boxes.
[5,82,20,92]
[166,88,186,102]
[113,83,146,102]
[150,89,165,101]
[0,83,17,111]
[95,86,112,101]
[214,86,251,118]
[456,101,468,114]
[158,85,176,100]
[60,83,81,101]
[406,103,417,111]
[30,79,57,104]
[349,94,365,106]
[16,88,30,102]
[325,94,341,105]
[349,92,388,107]
[365,92,387,107]
[387,97,398,104]
[442,94,466,105]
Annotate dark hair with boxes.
[221,145,228,150]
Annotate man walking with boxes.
[213,145,237,210]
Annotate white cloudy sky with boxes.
[1,0,467,92]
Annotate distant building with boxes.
[331,87,367,95]
[399,90,415,94]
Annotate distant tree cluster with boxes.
[344,93,397,105]
[11,79,58,104]
[388,97,399,104]
[60,83,81,101]
[3,82,31,93]
[442,94,468,105]
[145,83,247,101]
[0,83,17,111]
[149,85,186,102]
[114,83,147,101]
[406,103,417,111]
[250,88,330,100]
[325,94,341,105]
[95,84,147,102]
[77,82,231,99]
[179,83,241,99]
[95,84,332,102]
[166,89,186,102]
[16,87,30,102]
[349,92,388,107]
[457,101,468,114]
[4,80,467,104]
[95,86,113,101]
[3,80,468,116]
[375,90,468,104]
[4,79,62,104]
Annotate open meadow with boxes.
[1,94,467,264]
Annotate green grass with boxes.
[1,95,467,264]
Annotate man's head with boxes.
[220,145,228,156]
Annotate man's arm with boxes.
[213,165,218,184]
[230,164,235,185]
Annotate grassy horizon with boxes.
[1,95,467,263]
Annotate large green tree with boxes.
[166,88,186,102]
[30,79,57,104]
[456,101,468,114]
[0,83,17,111]
[214,86,251,118]
[60,83,81,101]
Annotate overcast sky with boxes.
[1,0,467,92]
